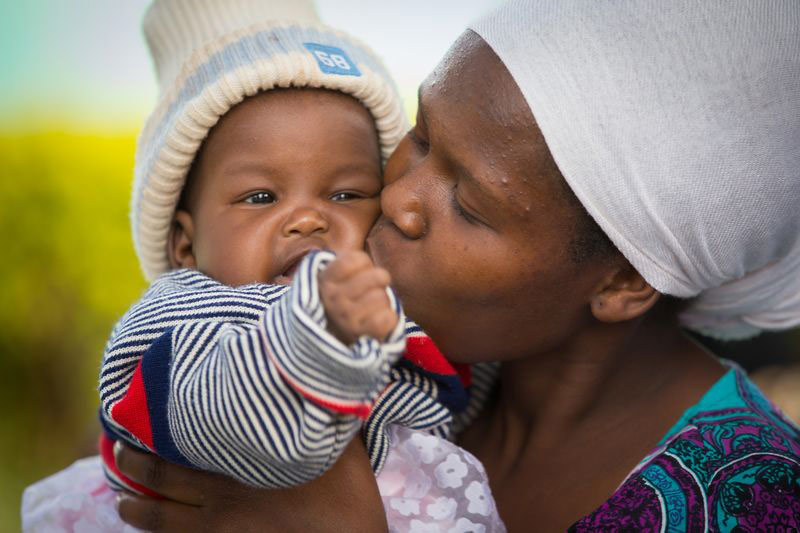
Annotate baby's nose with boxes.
[283,207,329,237]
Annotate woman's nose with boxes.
[282,207,329,237]
[380,176,426,239]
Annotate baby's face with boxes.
[177,89,382,286]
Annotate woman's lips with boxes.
[366,218,415,309]
[366,216,404,269]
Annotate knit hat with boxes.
[133,0,409,280]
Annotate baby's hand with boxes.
[318,250,399,346]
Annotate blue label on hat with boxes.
[303,43,361,77]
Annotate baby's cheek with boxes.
[344,205,381,249]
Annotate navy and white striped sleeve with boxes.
[262,251,407,417]
[100,251,406,489]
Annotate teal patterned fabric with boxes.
[572,367,800,532]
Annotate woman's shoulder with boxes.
[571,367,800,532]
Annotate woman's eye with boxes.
[408,128,430,152]
[244,192,275,204]
[452,186,479,225]
[330,192,362,202]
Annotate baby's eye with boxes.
[330,191,362,202]
[244,191,275,204]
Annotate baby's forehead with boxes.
[183,88,382,193]
[219,88,375,127]
[202,88,379,152]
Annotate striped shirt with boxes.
[99,251,497,492]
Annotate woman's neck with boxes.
[500,316,709,438]
[460,312,725,530]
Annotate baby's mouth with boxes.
[273,249,316,285]
[283,258,302,278]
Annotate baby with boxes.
[99,0,488,496]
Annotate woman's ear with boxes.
[167,210,197,270]
[591,263,660,322]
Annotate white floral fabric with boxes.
[21,456,142,532]
[22,426,505,532]
[379,425,505,532]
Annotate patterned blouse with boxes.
[571,366,800,532]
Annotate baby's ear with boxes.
[590,263,660,323]
[167,210,197,269]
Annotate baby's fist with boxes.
[318,250,398,345]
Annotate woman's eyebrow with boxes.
[417,82,512,209]
[454,162,505,206]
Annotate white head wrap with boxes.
[471,0,800,340]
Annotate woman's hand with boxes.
[115,437,388,532]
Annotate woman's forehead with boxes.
[421,32,529,127]
[419,32,566,208]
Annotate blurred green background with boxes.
[2,1,798,532]
[0,1,505,530]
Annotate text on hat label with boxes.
[303,43,362,77]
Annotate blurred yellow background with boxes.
[0,131,147,528]
[2,1,798,532]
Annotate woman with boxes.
[116,1,800,530]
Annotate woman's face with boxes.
[368,32,610,363]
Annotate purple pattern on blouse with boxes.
[570,368,800,532]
